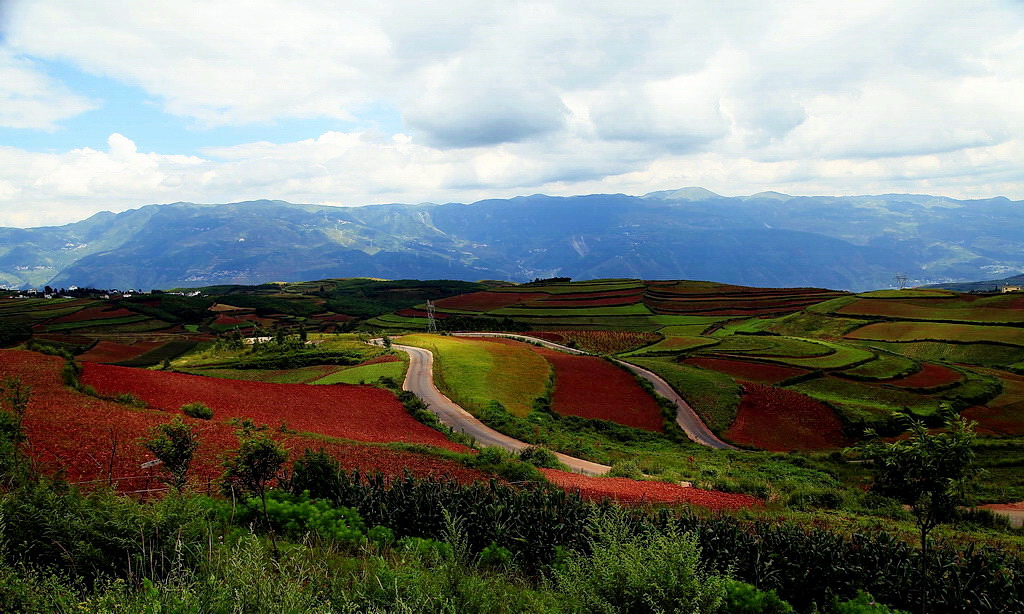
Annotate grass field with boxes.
[625,356,741,434]
[397,334,550,417]
[839,351,918,380]
[789,376,942,423]
[311,360,407,385]
[846,321,1024,346]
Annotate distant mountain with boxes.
[1,190,1022,292]
[923,273,1024,293]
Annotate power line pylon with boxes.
[426,300,438,334]
[894,273,909,290]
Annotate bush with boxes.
[834,592,908,614]
[234,489,366,545]
[180,402,213,420]
[289,448,343,502]
[466,447,545,483]
[555,511,724,613]
[720,579,794,613]
[114,392,146,407]
[608,460,644,480]
[518,446,561,469]
[478,541,513,569]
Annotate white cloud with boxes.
[0,48,96,129]
[1,0,1024,226]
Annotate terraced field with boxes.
[397,334,550,417]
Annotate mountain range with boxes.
[2,189,1022,292]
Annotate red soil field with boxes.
[357,354,400,366]
[213,314,245,326]
[962,370,1024,436]
[540,469,759,510]
[532,295,640,307]
[481,339,665,432]
[725,383,850,451]
[47,306,137,324]
[0,350,482,492]
[396,308,450,319]
[433,291,547,312]
[526,330,660,354]
[81,363,466,452]
[684,357,806,384]
[886,363,961,389]
[77,340,167,363]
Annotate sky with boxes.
[1,0,1023,228]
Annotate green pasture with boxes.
[628,335,718,355]
[702,335,832,358]
[397,334,550,418]
[839,351,918,380]
[758,341,875,370]
[310,360,407,385]
[490,303,652,317]
[837,296,1024,323]
[864,341,1024,367]
[788,376,940,423]
[625,356,741,434]
[41,315,152,332]
[846,321,1024,346]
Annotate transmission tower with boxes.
[894,273,909,290]
[425,300,438,333]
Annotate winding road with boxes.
[375,331,735,476]
[387,341,611,476]
[453,333,737,450]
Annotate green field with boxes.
[847,321,1024,346]
[626,356,741,433]
[397,334,550,417]
[839,351,918,380]
[310,360,407,385]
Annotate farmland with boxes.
[3,277,1024,613]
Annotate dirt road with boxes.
[454,333,737,450]
[389,342,611,476]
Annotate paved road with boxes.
[454,333,737,450]
[384,341,611,476]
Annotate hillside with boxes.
[2,190,1024,291]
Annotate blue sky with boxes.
[1,0,1023,227]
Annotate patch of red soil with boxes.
[81,363,466,452]
[47,306,137,324]
[540,469,759,510]
[886,363,961,388]
[534,295,640,307]
[77,340,167,363]
[506,340,665,432]
[684,357,806,384]
[725,383,850,451]
[213,314,245,326]
[0,350,479,493]
[357,354,400,366]
[433,291,548,312]
[396,308,450,319]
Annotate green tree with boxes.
[222,428,288,530]
[860,411,978,614]
[381,334,392,349]
[142,417,199,491]
[0,376,31,485]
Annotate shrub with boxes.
[141,417,199,491]
[518,446,561,469]
[555,511,724,613]
[608,460,644,480]
[720,579,794,613]
[289,448,343,502]
[466,447,545,483]
[478,541,513,569]
[834,592,908,614]
[180,401,213,420]
[114,392,146,407]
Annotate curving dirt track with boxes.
[386,341,611,476]
[453,333,737,450]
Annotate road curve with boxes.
[385,341,611,476]
[454,333,737,450]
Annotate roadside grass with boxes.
[397,334,549,418]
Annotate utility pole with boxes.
[426,300,438,334]
[894,273,909,290]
